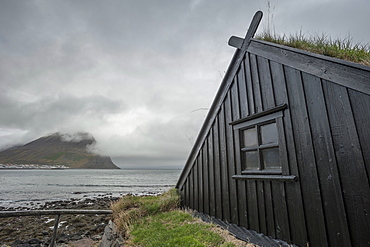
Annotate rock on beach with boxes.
[0,196,119,247]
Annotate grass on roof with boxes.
[255,30,370,66]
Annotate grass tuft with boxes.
[256,1,370,66]
[130,210,230,247]
[111,189,250,246]
[256,31,370,66]
[111,188,180,236]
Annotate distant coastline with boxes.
[0,164,68,169]
[0,133,120,169]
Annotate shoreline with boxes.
[0,191,167,246]
[0,168,67,170]
[0,196,120,246]
[0,191,164,211]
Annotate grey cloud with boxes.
[0,0,368,169]
[0,93,124,134]
[270,0,370,43]
[95,110,207,168]
[60,132,95,143]
[111,156,185,170]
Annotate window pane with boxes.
[261,122,278,145]
[262,148,281,170]
[243,127,257,148]
[243,151,259,170]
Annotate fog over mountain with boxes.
[0,132,119,169]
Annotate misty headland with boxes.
[0,132,119,169]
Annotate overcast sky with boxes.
[0,0,369,169]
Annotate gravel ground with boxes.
[0,196,119,246]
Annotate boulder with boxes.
[11,239,24,247]
[27,239,41,245]
[99,220,124,247]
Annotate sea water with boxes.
[0,169,181,208]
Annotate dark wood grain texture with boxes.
[219,105,231,222]
[302,72,351,246]
[285,66,328,246]
[323,80,370,246]
[225,92,239,224]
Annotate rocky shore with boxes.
[0,196,121,247]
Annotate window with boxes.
[230,104,297,181]
[241,121,281,173]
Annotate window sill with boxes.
[242,170,282,175]
[232,174,298,182]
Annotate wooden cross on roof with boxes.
[228,11,263,51]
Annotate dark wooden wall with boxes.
[176,36,370,246]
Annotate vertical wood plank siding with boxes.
[348,90,370,182]
[208,129,216,217]
[219,105,231,222]
[177,37,370,246]
[225,92,238,224]
[198,152,204,213]
[322,81,370,246]
[285,67,328,246]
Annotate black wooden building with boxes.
[176,12,370,246]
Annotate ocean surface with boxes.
[0,169,181,209]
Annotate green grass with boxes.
[130,210,235,247]
[255,2,370,66]
[44,152,66,160]
[255,31,370,66]
[111,189,241,247]
[111,189,183,236]
[63,152,86,161]
[44,152,85,161]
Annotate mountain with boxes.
[0,132,120,169]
